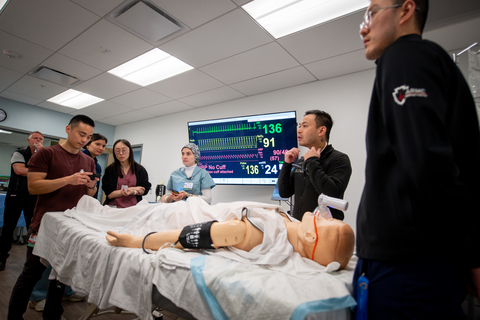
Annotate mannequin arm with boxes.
[106,220,247,250]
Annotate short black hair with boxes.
[85,133,108,148]
[68,115,95,129]
[305,110,334,142]
[392,0,429,33]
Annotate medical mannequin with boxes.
[107,210,355,270]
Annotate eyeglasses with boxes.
[359,4,402,32]
[114,148,129,155]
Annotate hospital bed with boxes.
[33,196,357,320]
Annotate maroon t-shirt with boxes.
[28,144,95,232]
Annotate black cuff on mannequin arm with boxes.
[176,220,217,249]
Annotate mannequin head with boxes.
[297,212,355,269]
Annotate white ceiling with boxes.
[0,0,479,128]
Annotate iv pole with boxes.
[452,42,479,64]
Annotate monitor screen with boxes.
[188,111,298,185]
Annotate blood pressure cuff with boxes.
[178,220,217,249]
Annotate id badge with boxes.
[184,182,193,191]
[27,233,37,248]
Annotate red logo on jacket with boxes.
[392,85,428,105]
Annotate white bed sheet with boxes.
[33,196,357,320]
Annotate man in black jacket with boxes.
[278,110,351,220]
[0,131,43,271]
[355,0,480,318]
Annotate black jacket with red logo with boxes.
[357,34,480,267]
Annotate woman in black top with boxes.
[102,139,151,207]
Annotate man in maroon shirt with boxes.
[8,115,99,320]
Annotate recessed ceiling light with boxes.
[108,48,194,86]
[0,0,10,14]
[242,0,369,39]
[47,89,104,109]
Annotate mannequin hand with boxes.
[106,231,134,247]
[284,148,300,164]
[304,147,321,161]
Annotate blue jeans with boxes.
[30,265,75,301]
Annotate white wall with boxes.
[0,97,116,146]
[114,69,376,231]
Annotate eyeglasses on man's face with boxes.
[359,4,403,32]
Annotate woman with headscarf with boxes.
[164,143,215,204]
[102,139,151,208]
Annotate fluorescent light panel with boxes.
[47,89,104,109]
[0,0,10,13]
[108,48,193,86]
[0,129,12,134]
[242,0,369,39]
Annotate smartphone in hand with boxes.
[89,173,101,180]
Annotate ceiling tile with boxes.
[71,0,125,17]
[79,100,135,118]
[278,10,365,65]
[146,69,224,99]
[305,49,375,81]
[0,0,100,51]
[150,0,236,29]
[140,100,193,117]
[58,19,154,71]
[37,101,81,114]
[96,117,126,126]
[108,110,156,124]
[424,17,480,52]
[40,54,103,83]
[74,73,141,100]
[200,42,299,84]
[7,75,68,101]
[231,66,316,96]
[0,31,54,74]
[110,88,171,109]
[160,9,272,67]
[424,0,480,32]
[67,109,105,121]
[179,86,245,108]
[0,91,43,105]
[232,0,251,5]
[0,67,23,92]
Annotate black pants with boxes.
[8,243,65,320]
[352,258,467,320]
[0,193,36,262]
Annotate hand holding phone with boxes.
[89,173,101,180]
[171,189,179,194]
